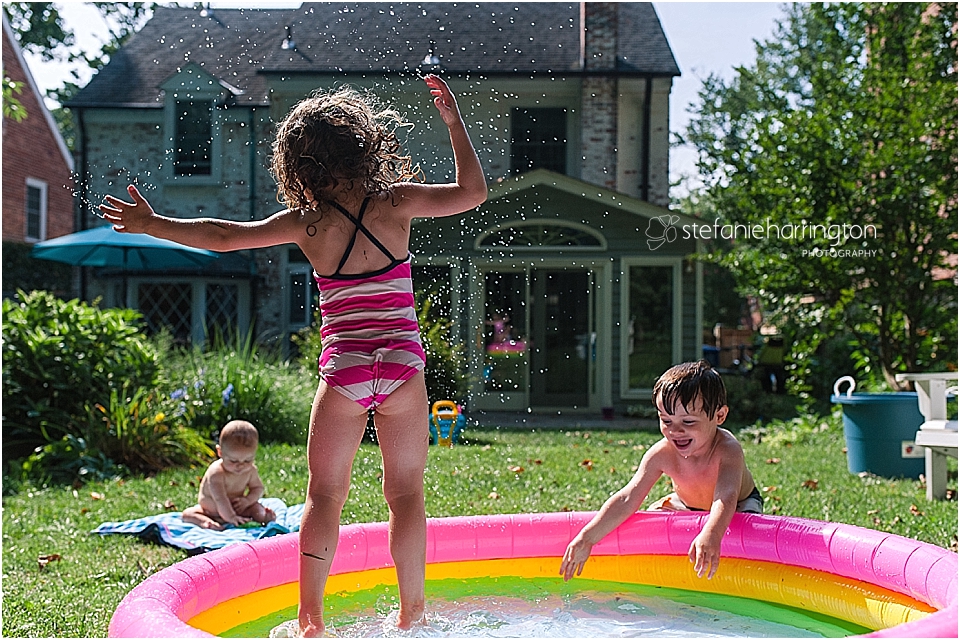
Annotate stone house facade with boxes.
[68,2,700,414]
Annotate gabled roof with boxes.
[2,14,74,170]
[487,169,701,226]
[68,3,680,109]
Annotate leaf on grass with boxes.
[765,458,781,464]
[946,489,956,501]
[580,459,594,471]
[90,492,105,500]
[873,517,882,525]
[530,459,543,465]
[168,480,178,486]
[867,509,879,515]
[909,504,924,517]
[38,554,61,571]
[163,499,177,511]
[488,491,499,500]
[801,479,819,491]
[508,465,524,474]
[762,486,778,493]
[609,467,616,473]
[80,508,90,515]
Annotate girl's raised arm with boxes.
[100,185,300,252]
[392,75,487,219]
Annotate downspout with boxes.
[640,76,652,202]
[247,106,258,337]
[77,107,89,300]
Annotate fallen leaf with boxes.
[38,554,61,571]
[873,517,882,525]
[488,491,499,500]
[560,505,572,512]
[168,480,178,486]
[841,447,848,454]
[508,465,524,474]
[609,467,616,473]
[633,444,646,451]
[163,499,177,511]
[946,489,956,501]
[909,504,924,517]
[765,458,781,464]
[80,508,90,515]
[801,479,819,491]
[579,459,594,471]
[867,509,879,515]
[90,492,104,500]
[762,486,778,493]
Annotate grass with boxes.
[2,412,957,638]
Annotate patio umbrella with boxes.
[31,225,218,270]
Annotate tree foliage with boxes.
[686,3,958,391]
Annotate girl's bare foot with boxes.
[299,610,324,638]
[396,604,425,630]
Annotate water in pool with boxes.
[237,577,868,638]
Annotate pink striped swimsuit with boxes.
[313,198,426,409]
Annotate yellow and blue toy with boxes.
[428,400,465,446]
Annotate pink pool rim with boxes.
[109,512,958,638]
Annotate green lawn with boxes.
[2,414,956,638]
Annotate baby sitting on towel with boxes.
[182,420,277,530]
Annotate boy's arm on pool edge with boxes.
[688,439,745,579]
[560,446,665,581]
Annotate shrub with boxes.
[86,385,214,474]
[2,291,161,463]
[157,332,312,444]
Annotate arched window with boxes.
[476,221,606,251]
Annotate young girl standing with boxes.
[100,75,486,637]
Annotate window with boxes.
[478,221,605,250]
[510,108,567,175]
[174,101,213,176]
[25,178,47,241]
[622,260,682,393]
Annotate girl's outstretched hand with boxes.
[99,184,156,234]
[425,74,462,127]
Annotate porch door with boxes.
[530,269,591,407]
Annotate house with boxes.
[1,13,76,298]
[67,2,701,414]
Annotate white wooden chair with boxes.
[895,372,959,500]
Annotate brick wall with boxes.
[580,3,619,191]
[1,30,75,242]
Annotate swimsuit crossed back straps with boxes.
[312,197,426,409]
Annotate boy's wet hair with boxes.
[270,85,422,212]
[219,420,259,450]
[652,360,727,419]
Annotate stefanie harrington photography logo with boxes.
[646,216,878,257]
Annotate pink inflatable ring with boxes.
[109,512,958,637]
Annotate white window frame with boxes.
[474,219,607,252]
[619,256,683,399]
[25,177,48,242]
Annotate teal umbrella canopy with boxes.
[31,225,218,270]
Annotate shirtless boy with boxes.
[182,420,276,530]
[560,360,761,581]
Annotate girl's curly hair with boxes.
[270,86,422,211]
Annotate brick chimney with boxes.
[580,2,619,191]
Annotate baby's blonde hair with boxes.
[219,420,259,450]
[270,85,422,213]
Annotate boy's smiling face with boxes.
[656,394,729,459]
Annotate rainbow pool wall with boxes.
[109,512,958,638]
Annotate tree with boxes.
[685,3,958,393]
[3,2,155,148]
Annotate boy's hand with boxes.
[99,184,156,234]
[424,74,462,127]
[559,536,593,582]
[688,530,722,579]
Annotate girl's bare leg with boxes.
[373,372,430,629]
[298,381,368,638]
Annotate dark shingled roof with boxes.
[69,2,680,109]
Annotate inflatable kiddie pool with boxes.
[109,512,958,638]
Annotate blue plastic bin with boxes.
[830,392,925,478]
